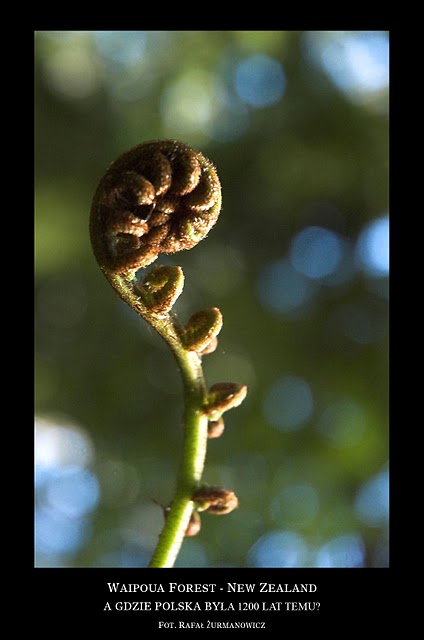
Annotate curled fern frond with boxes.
[90,139,246,568]
[90,140,222,275]
[192,486,239,515]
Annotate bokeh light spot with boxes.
[36,507,90,556]
[263,375,314,432]
[257,259,318,315]
[43,36,102,100]
[45,469,100,518]
[248,530,309,567]
[35,417,94,470]
[355,466,389,527]
[234,54,286,107]
[160,70,217,135]
[290,226,344,279]
[94,31,146,67]
[356,215,389,277]
[315,533,365,567]
[35,417,98,563]
[305,31,389,101]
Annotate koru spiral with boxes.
[90,140,222,274]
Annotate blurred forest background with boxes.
[34,30,389,568]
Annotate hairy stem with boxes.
[104,271,209,568]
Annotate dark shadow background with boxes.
[35,30,389,568]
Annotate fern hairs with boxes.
[90,140,247,568]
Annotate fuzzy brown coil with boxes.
[192,486,239,515]
[90,140,222,274]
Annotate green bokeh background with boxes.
[35,30,389,568]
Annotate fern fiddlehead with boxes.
[90,140,247,568]
[90,139,222,274]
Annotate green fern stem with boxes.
[105,271,209,568]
